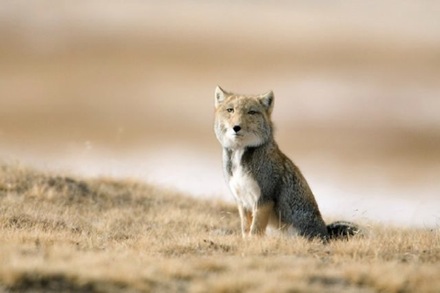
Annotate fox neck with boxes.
[223,138,275,178]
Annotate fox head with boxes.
[214,86,274,149]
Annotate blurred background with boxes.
[1,1,439,227]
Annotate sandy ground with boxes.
[1,1,439,227]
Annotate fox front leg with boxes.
[249,202,274,236]
[238,205,252,238]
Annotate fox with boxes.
[214,86,359,241]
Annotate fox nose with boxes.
[233,125,241,133]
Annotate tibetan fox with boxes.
[214,86,359,240]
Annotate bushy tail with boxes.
[326,221,361,240]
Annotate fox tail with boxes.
[326,221,361,240]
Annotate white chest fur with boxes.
[228,149,261,210]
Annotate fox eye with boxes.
[226,108,234,113]
[248,110,258,115]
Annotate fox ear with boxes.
[215,86,228,108]
[259,91,274,114]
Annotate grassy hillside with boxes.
[0,163,439,292]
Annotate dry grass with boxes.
[0,163,439,293]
